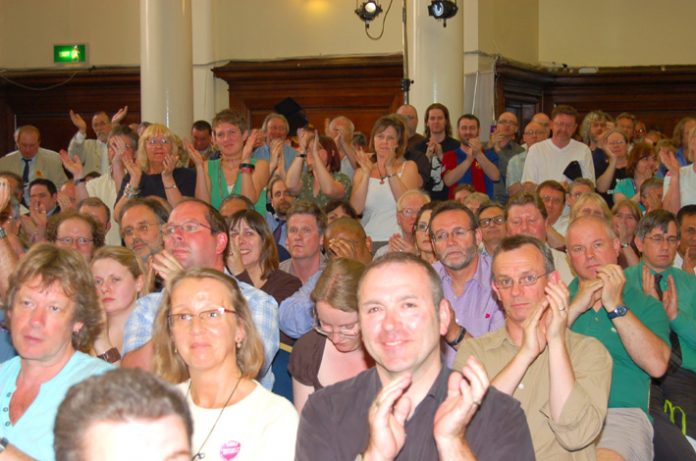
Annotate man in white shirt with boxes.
[521,105,595,187]
[67,107,127,175]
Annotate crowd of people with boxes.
[0,101,695,460]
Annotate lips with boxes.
[101,297,115,303]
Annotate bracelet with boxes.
[446,326,467,347]
[163,183,178,190]
[240,163,255,174]
[124,183,140,199]
[74,177,86,186]
[97,347,121,363]
[298,154,307,159]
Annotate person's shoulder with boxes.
[527,139,549,155]
[250,381,299,418]
[306,368,375,414]
[61,351,114,381]
[268,269,302,288]
[237,279,278,308]
[566,329,610,357]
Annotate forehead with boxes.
[567,220,609,244]
[431,209,472,229]
[19,132,39,143]
[493,245,545,275]
[498,112,517,123]
[400,193,427,209]
[479,206,504,218]
[170,202,207,223]
[417,209,432,222]
[326,225,361,242]
[271,180,288,194]
[266,118,286,129]
[508,203,542,219]
[607,132,624,141]
[525,122,543,132]
[571,184,592,194]
[16,277,69,300]
[58,218,91,234]
[288,213,318,228]
[191,127,210,135]
[359,262,432,302]
[397,106,416,117]
[92,113,109,123]
[646,221,677,235]
[553,113,576,124]
[171,277,230,306]
[213,122,241,134]
[30,185,50,195]
[539,185,564,197]
[123,205,158,223]
[459,118,477,128]
[428,109,445,119]
[681,214,696,227]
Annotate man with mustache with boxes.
[266,177,294,261]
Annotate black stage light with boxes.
[355,1,383,26]
[427,0,458,27]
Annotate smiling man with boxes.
[296,252,534,461]
[454,235,611,460]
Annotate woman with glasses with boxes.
[613,142,658,210]
[153,268,298,461]
[114,124,207,218]
[413,201,439,264]
[286,131,351,209]
[289,258,372,412]
[612,199,642,268]
[90,246,146,364]
[595,129,630,207]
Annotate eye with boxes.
[206,310,222,319]
[496,278,513,288]
[175,313,193,321]
[49,305,63,313]
[520,274,537,285]
[94,278,103,286]
[365,305,382,314]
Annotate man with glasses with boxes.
[537,180,569,247]
[522,105,595,188]
[507,121,547,196]
[454,235,611,460]
[118,198,169,264]
[442,114,500,201]
[627,210,696,452]
[266,177,294,261]
[565,215,670,461]
[47,210,104,261]
[120,199,278,390]
[68,107,127,175]
[675,205,696,273]
[488,112,524,205]
[429,201,504,366]
[375,189,430,258]
[477,202,506,257]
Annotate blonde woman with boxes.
[90,246,146,364]
[153,268,297,460]
[569,192,613,222]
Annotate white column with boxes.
[140,0,193,137]
[192,0,215,123]
[406,0,464,123]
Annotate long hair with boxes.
[227,210,279,280]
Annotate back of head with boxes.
[311,257,365,313]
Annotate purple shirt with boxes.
[433,254,504,366]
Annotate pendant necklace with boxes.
[189,375,243,460]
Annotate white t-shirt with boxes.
[179,380,298,461]
[521,138,595,185]
[663,164,696,208]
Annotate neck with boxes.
[505,320,525,347]
[291,255,321,283]
[552,137,571,149]
[430,132,445,143]
[484,241,499,256]
[221,151,242,165]
[189,363,244,408]
[106,303,136,350]
[149,162,164,174]
[245,264,266,287]
[419,250,437,264]
[445,255,480,286]
[644,260,668,274]
[18,347,75,388]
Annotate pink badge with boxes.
[220,440,241,460]
[485,313,490,319]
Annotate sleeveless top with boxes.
[208,158,267,214]
[361,162,406,242]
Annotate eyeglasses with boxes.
[645,235,679,245]
[398,208,419,218]
[162,221,212,236]
[497,119,517,126]
[415,222,429,232]
[168,306,237,328]
[494,272,548,290]
[607,140,626,146]
[147,137,171,146]
[524,130,545,136]
[313,318,360,338]
[122,222,159,238]
[431,227,473,243]
[56,236,94,246]
[540,195,564,205]
[479,216,505,228]
[613,213,637,221]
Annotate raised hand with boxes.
[122,150,142,187]
[662,274,678,321]
[150,250,184,283]
[162,152,177,178]
[544,280,570,342]
[363,374,412,461]
[184,139,205,169]
[659,148,681,175]
[69,110,87,133]
[111,106,128,125]
[596,264,626,311]
[56,191,75,211]
[59,149,84,180]
[242,129,260,162]
[0,178,12,213]
[356,149,374,174]
[520,300,548,360]
[641,264,660,300]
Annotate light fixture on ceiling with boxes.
[427,0,458,27]
[355,1,383,26]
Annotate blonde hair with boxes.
[569,192,612,222]
[136,124,180,172]
[91,246,148,296]
[153,268,264,384]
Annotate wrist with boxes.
[604,299,624,312]
[436,435,469,456]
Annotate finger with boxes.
[392,396,411,426]
[462,356,489,401]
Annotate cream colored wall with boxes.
[0,0,140,68]
[538,0,696,67]
[478,0,538,65]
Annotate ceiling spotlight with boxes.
[427,0,458,27]
[355,1,383,26]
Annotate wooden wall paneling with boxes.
[0,68,141,155]
[213,55,405,137]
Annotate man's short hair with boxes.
[107,125,138,149]
[323,200,358,220]
[537,180,566,204]
[46,210,106,250]
[477,201,504,219]
[77,196,111,225]
[117,197,171,225]
[636,209,678,240]
[396,189,430,210]
[29,178,57,195]
[616,112,637,124]
[212,109,248,133]
[177,198,227,236]
[639,177,663,198]
[287,200,327,235]
[677,204,696,227]
[570,178,596,193]
[429,200,479,231]
[551,104,579,122]
[492,235,555,274]
[261,113,289,134]
[453,183,476,195]
[191,120,212,134]
[457,114,480,129]
[326,217,368,242]
[54,368,193,461]
[462,192,490,210]
[505,192,548,220]
[268,176,287,197]
[16,125,41,142]
[220,193,255,212]
[361,251,444,310]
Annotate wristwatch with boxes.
[607,304,630,320]
[0,437,9,453]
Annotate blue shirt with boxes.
[279,271,321,339]
[122,278,279,390]
[0,352,113,461]
[253,144,298,174]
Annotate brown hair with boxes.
[227,210,279,280]
[311,258,365,313]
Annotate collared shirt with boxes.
[506,150,527,190]
[279,253,327,282]
[432,254,505,366]
[265,212,291,261]
[85,171,121,245]
[69,130,108,175]
[279,271,321,339]
[0,352,113,461]
[455,327,612,460]
[296,366,535,461]
[122,277,279,390]
[569,277,670,415]
[625,261,696,374]
[490,141,525,205]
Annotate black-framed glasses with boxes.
[479,216,505,228]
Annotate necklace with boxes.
[189,375,243,460]
[377,162,387,184]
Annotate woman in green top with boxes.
[199,109,269,213]
[286,131,350,209]
[613,142,658,211]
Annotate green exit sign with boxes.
[53,44,86,63]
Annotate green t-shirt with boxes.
[569,276,670,415]
[625,261,696,374]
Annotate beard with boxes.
[274,199,292,217]
[438,244,478,271]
